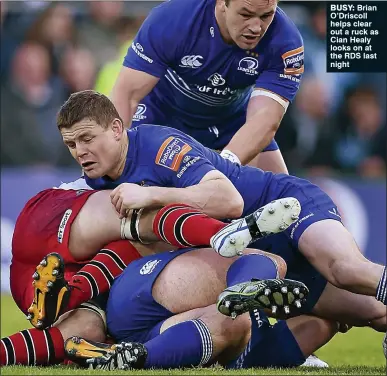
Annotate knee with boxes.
[220,314,251,346]
[329,259,355,289]
[369,306,387,332]
[56,309,106,342]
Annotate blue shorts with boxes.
[107,248,194,343]
[107,248,305,368]
[245,175,339,312]
[132,92,278,152]
[228,315,305,369]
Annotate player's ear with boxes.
[218,0,227,12]
[111,118,124,140]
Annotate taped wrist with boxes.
[220,149,241,165]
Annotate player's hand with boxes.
[110,183,153,218]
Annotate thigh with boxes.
[298,219,370,286]
[312,282,386,326]
[106,249,193,343]
[12,188,98,265]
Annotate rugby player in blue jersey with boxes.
[57,90,387,335]
[64,248,338,370]
[111,0,304,173]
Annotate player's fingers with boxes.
[110,191,120,207]
[110,186,119,197]
[119,198,128,218]
[117,197,124,217]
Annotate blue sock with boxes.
[226,254,278,287]
[227,311,305,369]
[376,266,387,305]
[144,319,213,369]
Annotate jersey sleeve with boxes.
[254,32,304,103]
[148,133,217,188]
[123,5,178,78]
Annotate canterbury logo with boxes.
[140,260,161,275]
[180,55,203,68]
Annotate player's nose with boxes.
[248,20,262,35]
[75,144,88,158]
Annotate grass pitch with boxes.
[1,294,385,375]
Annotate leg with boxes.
[27,240,141,329]
[227,314,337,369]
[69,192,227,259]
[312,282,386,331]
[1,308,105,366]
[151,248,288,314]
[298,219,386,302]
[285,315,338,360]
[248,149,289,174]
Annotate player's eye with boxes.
[66,142,76,149]
[240,13,251,19]
[261,14,271,20]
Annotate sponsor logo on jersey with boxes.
[279,73,301,83]
[180,55,203,68]
[57,209,72,243]
[132,104,147,122]
[282,46,304,75]
[210,27,215,37]
[208,73,226,86]
[177,156,201,178]
[140,259,161,275]
[238,57,259,75]
[290,212,314,239]
[131,42,153,64]
[156,137,192,171]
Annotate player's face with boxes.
[61,119,125,179]
[221,0,277,50]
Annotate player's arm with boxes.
[110,133,244,219]
[147,170,244,219]
[223,40,304,166]
[110,5,176,127]
[224,94,287,165]
[111,68,159,127]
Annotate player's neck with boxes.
[214,4,233,45]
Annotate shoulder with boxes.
[145,0,209,36]
[265,7,303,52]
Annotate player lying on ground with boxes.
[1,181,303,366]
[112,0,304,173]
[24,181,299,330]
[65,248,338,370]
[57,91,387,333]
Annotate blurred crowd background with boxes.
[1,0,386,178]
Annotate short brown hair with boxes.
[57,90,123,129]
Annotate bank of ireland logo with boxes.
[238,57,259,76]
[180,55,203,68]
[132,104,147,122]
[208,73,226,86]
[135,43,144,52]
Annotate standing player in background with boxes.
[111,0,304,172]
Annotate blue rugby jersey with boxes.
[123,0,304,128]
[85,124,275,215]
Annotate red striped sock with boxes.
[66,240,141,311]
[1,327,64,366]
[153,204,226,247]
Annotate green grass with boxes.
[1,294,385,375]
